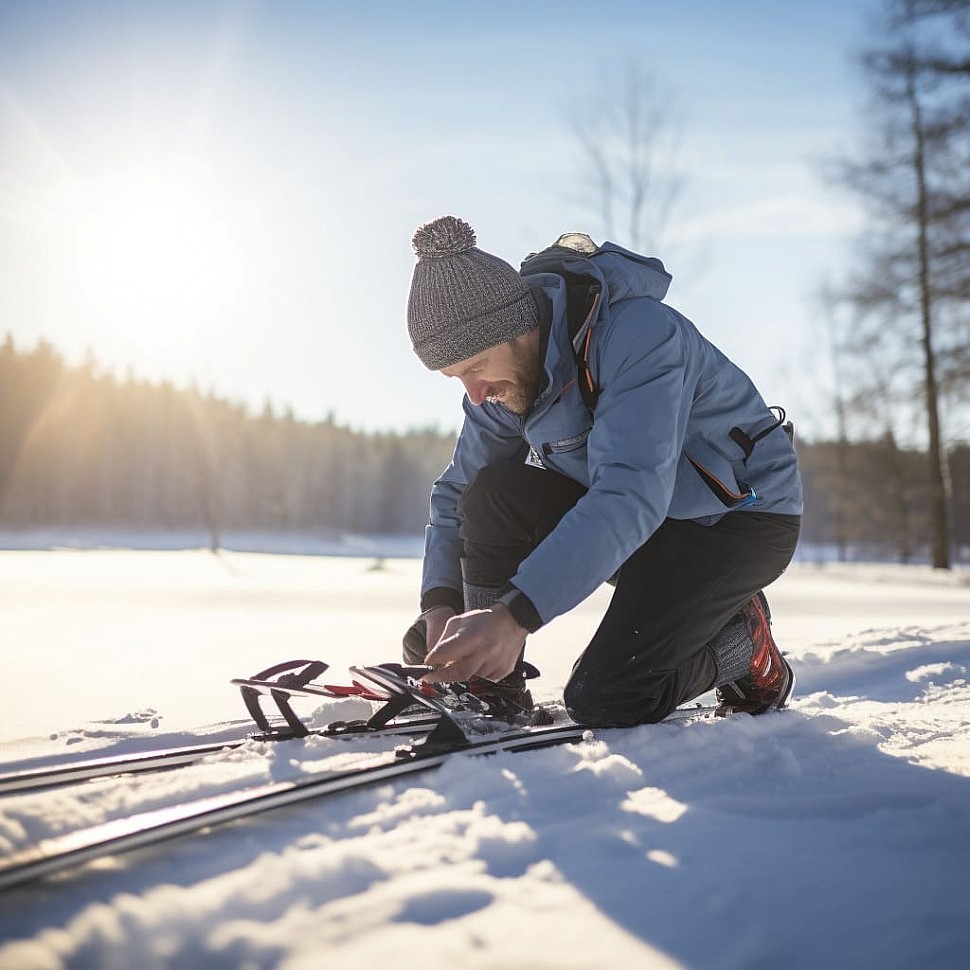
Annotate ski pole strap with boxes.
[729,406,787,461]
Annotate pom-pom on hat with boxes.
[407,215,539,370]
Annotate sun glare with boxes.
[86,191,228,315]
[49,166,242,334]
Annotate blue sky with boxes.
[0,0,880,435]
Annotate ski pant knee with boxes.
[563,666,683,727]
[563,513,801,726]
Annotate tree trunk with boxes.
[906,53,951,568]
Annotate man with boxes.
[403,215,802,726]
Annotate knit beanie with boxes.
[407,215,540,370]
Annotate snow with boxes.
[0,550,969,969]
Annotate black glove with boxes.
[402,614,430,664]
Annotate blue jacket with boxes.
[421,240,803,626]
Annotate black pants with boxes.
[459,458,800,726]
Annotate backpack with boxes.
[520,233,793,469]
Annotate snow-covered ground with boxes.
[0,550,968,969]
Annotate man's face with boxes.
[440,328,544,416]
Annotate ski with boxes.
[0,737,254,797]
[0,679,713,798]
[0,720,441,798]
[0,661,437,797]
[0,659,717,891]
[0,719,587,892]
[0,661,536,798]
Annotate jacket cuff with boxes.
[497,584,543,633]
[420,586,464,615]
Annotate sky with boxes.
[0,0,881,435]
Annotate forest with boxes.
[0,336,454,546]
[1,335,967,563]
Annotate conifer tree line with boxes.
[2,334,968,562]
[796,434,969,563]
[0,335,455,547]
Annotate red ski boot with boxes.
[716,592,794,716]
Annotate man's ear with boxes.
[513,327,541,352]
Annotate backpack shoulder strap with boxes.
[558,270,602,412]
[520,239,604,413]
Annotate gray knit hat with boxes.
[407,215,539,370]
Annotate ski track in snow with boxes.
[0,557,968,969]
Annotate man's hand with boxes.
[422,604,527,683]
[422,605,456,655]
[403,605,456,664]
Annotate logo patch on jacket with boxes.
[524,445,546,469]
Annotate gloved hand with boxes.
[402,605,456,664]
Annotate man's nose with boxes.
[462,377,490,405]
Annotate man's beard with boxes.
[486,349,545,415]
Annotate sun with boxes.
[85,188,229,316]
[52,166,242,333]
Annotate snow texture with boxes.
[0,550,968,969]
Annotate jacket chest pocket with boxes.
[542,428,591,456]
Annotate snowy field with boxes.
[0,549,968,969]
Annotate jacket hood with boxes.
[520,234,672,304]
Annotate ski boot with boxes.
[464,665,550,725]
[716,592,794,716]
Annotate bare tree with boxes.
[830,0,970,568]
[565,62,685,252]
[908,0,970,454]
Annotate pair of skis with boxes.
[0,661,610,892]
[0,661,418,796]
[0,659,485,796]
